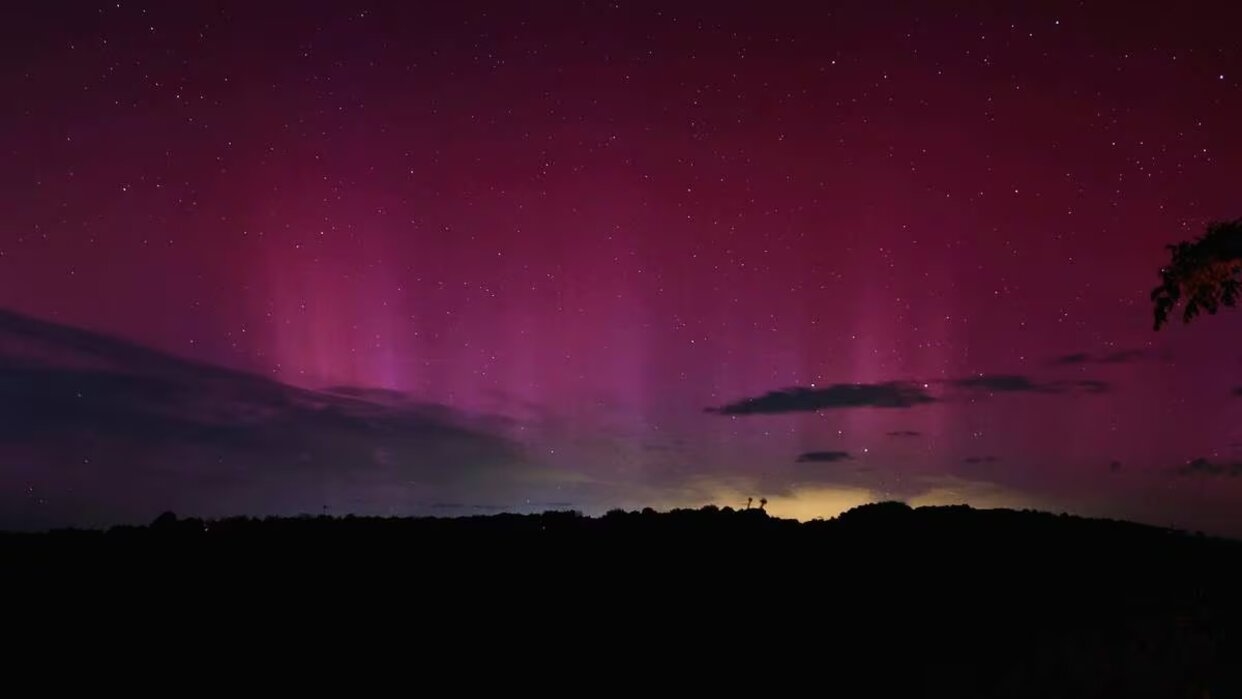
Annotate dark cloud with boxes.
[1109,460,1123,472]
[1050,352,1092,366]
[1101,350,1146,364]
[1069,379,1111,394]
[963,456,1001,464]
[1049,349,1146,366]
[0,308,531,528]
[796,451,853,463]
[949,374,1110,395]
[951,374,1053,393]
[886,430,922,437]
[1232,387,1242,397]
[707,382,936,415]
[716,373,1109,417]
[1176,457,1242,477]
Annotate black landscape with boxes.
[9,502,1242,697]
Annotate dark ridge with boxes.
[7,503,1242,695]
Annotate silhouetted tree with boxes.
[152,511,178,528]
[1152,219,1242,329]
[746,497,753,510]
[759,497,767,511]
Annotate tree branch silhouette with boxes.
[1152,219,1242,329]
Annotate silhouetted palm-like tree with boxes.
[759,497,768,511]
[746,497,753,510]
[1152,219,1242,329]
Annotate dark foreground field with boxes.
[6,502,1241,696]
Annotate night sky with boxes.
[4,1,1242,534]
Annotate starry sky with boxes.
[4,0,1242,533]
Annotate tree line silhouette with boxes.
[5,501,1241,697]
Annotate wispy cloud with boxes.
[707,382,935,415]
[1049,349,1147,366]
[1070,379,1110,394]
[950,374,1052,393]
[949,374,1110,395]
[712,371,1109,418]
[1176,457,1242,477]
[796,451,853,463]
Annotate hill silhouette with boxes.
[6,502,1242,696]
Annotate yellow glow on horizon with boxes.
[655,475,1043,522]
[907,477,1041,512]
[760,485,879,521]
[662,479,878,521]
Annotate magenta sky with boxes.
[4,1,1242,533]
